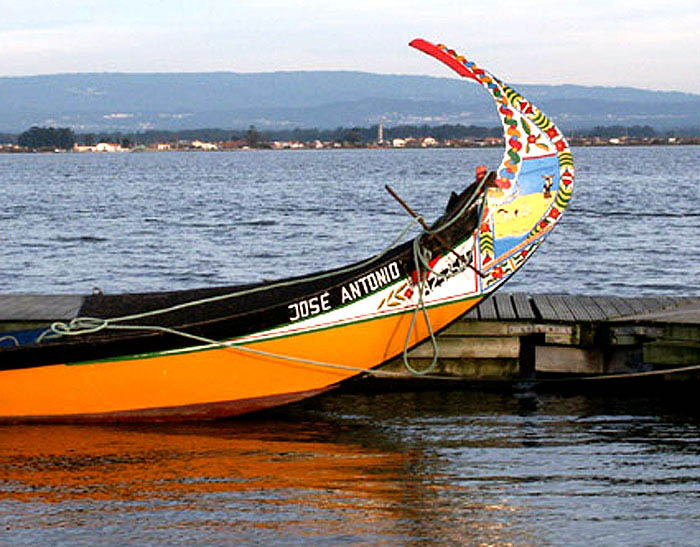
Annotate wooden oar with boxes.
[385,184,485,278]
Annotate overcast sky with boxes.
[1,0,699,93]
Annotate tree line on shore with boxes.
[4,123,700,150]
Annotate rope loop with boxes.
[399,171,491,375]
[0,335,19,347]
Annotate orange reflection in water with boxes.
[0,422,401,503]
[0,416,523,544]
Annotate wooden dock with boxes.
[2,292,699,383]
[381,293,700,381]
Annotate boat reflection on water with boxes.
[0,404,523,545]
[4,390,698,544]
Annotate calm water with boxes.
[2,147,700,544]
[1,146,699,295]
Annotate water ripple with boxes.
[0,146,697,296]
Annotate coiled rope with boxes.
[38,176,489,377]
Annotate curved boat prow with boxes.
[410,38,575,291]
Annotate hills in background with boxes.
[1,71,699,133]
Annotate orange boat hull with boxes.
[0,298,479,422]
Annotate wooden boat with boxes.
[0,39,575,422]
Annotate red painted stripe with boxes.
[409,38,479,82]
[523,152,557,160]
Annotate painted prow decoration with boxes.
[409,39,574,290]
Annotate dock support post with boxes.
[519,334,544,378]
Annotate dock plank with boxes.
[493,293,518,320]
[575,295,609,321]
[548,294,577,322]
[610,296,637,317]
[531,294,560,321]
[655,296,677,309]
[638,297,668,315]
[613,297,672,320]
[561,295,597,321]
[610,299,700,325]
[477,295,499,320]
[586,296,619,319]
[410,336,519,359]
[511,292,536,320]
[623,297,651,315]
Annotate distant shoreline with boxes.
[2,138,699,154]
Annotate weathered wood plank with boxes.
[575,295,609,321]
[556,294,594,322]
[555,294,588,321]
[661,296,683,308]
[493,293,518,320]
[511,292,536,320]
[535,346,604,374]
[611,300,700,325]
[645,297,672,313]
[531,294,555,321]
[381,357,519,379]
[609,296,637,317]
[636,297,665,314]
[591,296,625,318]
[549,294,577,322]
[446,321,530,337]
[477,296,499,320]
[623,297,651,315]
[643,341,700,366]
[665,324,700,342]
[653,297,672,310]
[532,294,570,321]
[409,336,520,359]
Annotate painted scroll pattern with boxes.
[432,44,575,288]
